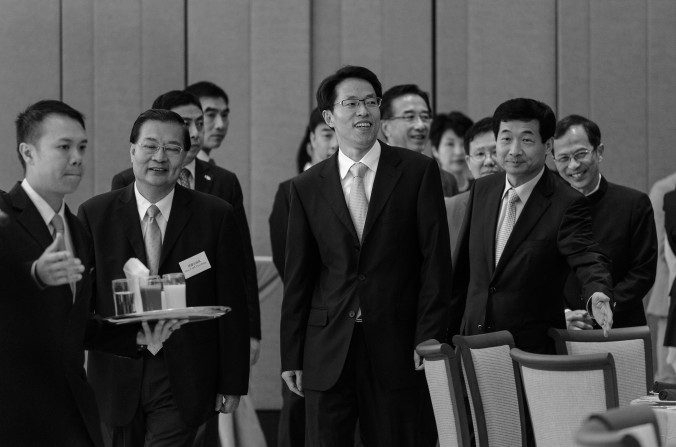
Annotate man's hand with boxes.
[589,292,613,337]
[414,338,439,370]
[215,394,241,413]
[282,370,304,397]
[136,319,187,345]
[250,337,261,366]
[35,234,84,286]
[565,309,594,330]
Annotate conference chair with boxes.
[549,326,652,406]
[576,404,661,446]
[510,349,619,447]
[416,342,471,447]
[452,331,527,447]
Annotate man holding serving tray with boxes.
[78,109,250,446]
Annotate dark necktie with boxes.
[208,158,216,166]
[144,205,162,275]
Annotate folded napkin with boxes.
[654,381,676,393]
[659,389,676,401]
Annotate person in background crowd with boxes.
[380,84,458,197]
[430,111,474,192]
[185,81,230,165]
[553,114,656,330]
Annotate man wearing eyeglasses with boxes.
[553,115,656,330]
[281,66,451,446]
[380,84,458,197]
[78,109,250,446]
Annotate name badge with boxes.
[179,251,211,279]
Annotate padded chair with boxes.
[452,331,527,447]
[549,326,652,406]
[510,348,619,447]
[576,404,661,446]
[416,343,471,447]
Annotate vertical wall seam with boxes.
[184,0,188,87]
[554,0,559,115]
[587,0,591,118]
[309,0,314,111]
[59,0,63,100]
[645,0,650,190]
[431,0,436,114]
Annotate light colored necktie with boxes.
[495,188,519,266]
[178,168,192,189]
[348,162,369,243]
[144,205,162,275]
[51,214,75,297]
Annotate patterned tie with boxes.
[348,162,369,243]
[178,168,192,189]
[495,188,520,266]
[144,205,162,275]
[51,214,75,297]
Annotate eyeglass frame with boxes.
[386,112,433,123]
[136,142,185,157]
[552,148,594,165]
[333,97,382,109]
[468,150,498,162]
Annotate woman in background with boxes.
[430,111,474,192]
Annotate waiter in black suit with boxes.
[0,100,178,446]
[552,115,656,330]
[111,91,261,361]
[281,66,452,446]
[451,98,614,354]
[661,190,676,346]
[79,109,250,446]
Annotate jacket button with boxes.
[489,287,496,294]
[477,323,483,331]
[348,311,356,318]
[358,274,366,281]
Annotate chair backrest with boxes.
[510,348,620,447]
[549,326,652,406]
[576,405,661,446]
[453,331,526,447]
[416,343,471,447]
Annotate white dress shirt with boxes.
[22,179,75,256]
[134,183,174,241]
[337,140,381,204]
[184,159,196,190]
[496,167,545,231]
[196,150,210,163]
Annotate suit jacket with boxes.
[0,184,138,446]
[662,190,676,346]
[452,169,613,353]
[281,142,452,391]
[111,159,261,339]
[563,177,656,328]
[440,169,459,197]
[269,179,292,279]
[445,191,469,267]
[78,184,250,428]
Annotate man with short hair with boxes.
[79,109,250,446]
[553,115,656,329]
[380,84,458,197]
[185,81,230,165]
[444,117,502,262]
[451,98,614,354]
[0,100,177,446]
[281,66,451,446]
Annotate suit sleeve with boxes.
[280,181,319,371]
[612,194,657,305]
[216,205,250,394]
[230,177,262,340]
[269,183,290,280]
[414,159,454,345]
[448,186,473,343]
[111,173,127,191]
[558,196,614,301]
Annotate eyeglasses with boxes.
[388,112,432,123]
[334,97,382,109]
[553,149,593,165]
[138,143,184,157]
[469,150,497,162]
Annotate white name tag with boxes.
[179,251,211,279]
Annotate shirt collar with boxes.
[184,159,196,178]
[502,167,546,204]
[338,140,381,180]
[134,183,174,222]
[21,178,65,228]
[196,150,210,163]
[585,174,603,196]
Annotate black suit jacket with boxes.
[662,190,676,346]
[111,159,261,339]
[269,179,292,279]
[281,142,452,391]
[452,169,613,353]
[563,177,656,327]
[0,184,138,446]
[78,184,250,428]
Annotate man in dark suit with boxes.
[553,115,656,329]
[451,98,614,354]
[269,107,338,447]
[0,100,178,446]
[380,84,458,197]
[79,109,250,446]
[443,117,501,264]
[659,190,676,347]
[111,91,261,365]
[281,66,452,446]
[185,81,230,165]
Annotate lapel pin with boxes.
[204,175,211,181]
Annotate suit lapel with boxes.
[194,159,214,193]
[159,186,192,270]
[319,153,359,243]
[116,185,147,264]
[8,183,53,249]
[492,171,553,279]
[65,206,89,304]
[482,176,504,275]
[361,143,402,242]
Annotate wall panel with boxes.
[557,0,591,119]
[435,0,468,114]
[340,0,382,77]
[312,0,342,99]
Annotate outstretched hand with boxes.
[589,292,613,337]
[35,234,84,286]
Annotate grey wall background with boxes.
[1,0,675,255]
